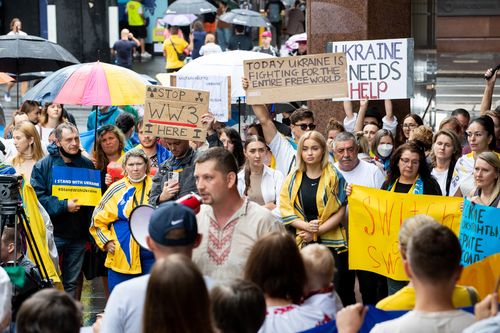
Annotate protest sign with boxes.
[459,199,500,267]
[244,53,348,104]
[328,38,414,100]
[348,185,462,281]
[174,75,230,122]
[143,85,209,142]
[52,166,102,206]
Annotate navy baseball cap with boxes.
[148,201,198,246]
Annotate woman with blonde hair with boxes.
[468,151,500,207]
[9,121,45,182]
[430,129,462,196]
[143,254,214,333]
[90,149,154,292]
[280,130,348,297]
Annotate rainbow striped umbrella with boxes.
[23,61,149,106]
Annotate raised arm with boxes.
[354,99,369,132]
[480,67,497,115]
[242,78,277,144]
[384,99,395,123]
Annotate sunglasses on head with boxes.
[97,124,115,135]
[296,123,316,131]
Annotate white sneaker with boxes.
[3,93,11,102]
[141,51,152,58]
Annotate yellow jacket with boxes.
[90,176,152,274]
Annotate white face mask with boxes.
[127,174,147,183]
[377,144,393,158]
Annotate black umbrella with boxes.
[165,0,217,15]
[219,9,271,27]
[0,34,79,106]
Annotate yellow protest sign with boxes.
[348,185,462,281]
[143,85,209,142]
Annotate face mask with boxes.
[377,144,393,158]
[282,118,291,126]
[127,174,147,183]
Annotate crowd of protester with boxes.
[0,64,497,332]
[0,3,500,332]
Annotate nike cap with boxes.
[148,201,198,246]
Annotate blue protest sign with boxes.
[459,199,500,267]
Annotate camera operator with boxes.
[0,227,43,322]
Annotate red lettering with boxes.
[378,199,394,236]
[367,246,381,268]
[362,197,375,235]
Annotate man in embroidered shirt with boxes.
[193,147,283,281]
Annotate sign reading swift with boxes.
[143,85,209,142]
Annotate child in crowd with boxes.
[301,244,344,321]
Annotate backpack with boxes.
[268,2,281,23]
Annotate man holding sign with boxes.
[31,123,96,297]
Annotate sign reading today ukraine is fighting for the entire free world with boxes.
[52,166,102,206]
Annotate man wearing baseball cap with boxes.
[98,202,206,333]
[252,30,279,56]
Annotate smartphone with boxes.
[167,171,179,183]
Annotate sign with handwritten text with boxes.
[175,75,230,122]
[348,185,462,281]
[459,199,500,267]
[143,85,209,142]
[244,53,348,104]
[328,38,414,100]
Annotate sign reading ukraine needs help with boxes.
[52,166,102,206]
[458,199,500,267]
[328,38,414,100]
[244,53,348,104]
[348,185,462,281]
[143,85,209,142]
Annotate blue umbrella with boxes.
[22,65,79,104]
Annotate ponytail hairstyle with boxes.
[243,135,267,196]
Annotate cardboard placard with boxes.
[328,38,414,100]
[173,75,231,122]
[143,85,209,142]
[244,53,348,104]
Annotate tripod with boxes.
[0,175,52,289]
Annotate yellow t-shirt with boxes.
[376,285,480,311]
[163,36,188,70]
[126,1,144,26]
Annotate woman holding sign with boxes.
[382,141,441,294]
[468,152,500,207]
[280,131,347,298]
[90,149,154,292]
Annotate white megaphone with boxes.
[129,192,202,250]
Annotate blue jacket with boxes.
[30,143,95,240]
[86,106,123,131]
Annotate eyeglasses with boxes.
[296,123,316,131]
[402,123,418,129]
[400,158,419,166]
[465,131,485,138]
